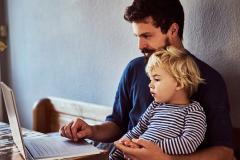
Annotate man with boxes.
[60,0,234,159]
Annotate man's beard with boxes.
[141,48,156,59]
[141,38,170,63]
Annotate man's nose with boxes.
[138,38,146,50]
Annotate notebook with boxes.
[0,82,101,160]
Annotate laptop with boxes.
[0,82,101,160]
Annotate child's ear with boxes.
[176,81,184,91]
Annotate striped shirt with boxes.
[110,101,206,159]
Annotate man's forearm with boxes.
[90,121,122,142]
[170,146,234,160]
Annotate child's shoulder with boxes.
[185,101,204,112]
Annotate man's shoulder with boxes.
[127,56,145,67]
[120,56,146,81]
[189,51,229,108]
[124,56,145,72]
[197,59,225,85]
[187,51,224,83]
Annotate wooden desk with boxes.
[0,122,108,160]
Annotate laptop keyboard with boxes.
[24,136,100,159]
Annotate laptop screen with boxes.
[0,82,26,159]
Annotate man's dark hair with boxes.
[124,0,184,40]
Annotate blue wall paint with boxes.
[3,0,240,129]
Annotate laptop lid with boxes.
[0,82,27,159]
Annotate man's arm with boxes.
[171,146,234,160]
[115,138,234,160]
[90,121,122,142]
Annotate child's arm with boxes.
[125,102,155,139]
[114,102,156,150]
[157,108,207,155]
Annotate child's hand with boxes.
[114,136,141,148]
[121,139,141,148]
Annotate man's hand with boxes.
[115,138,171,160]
[59,118,93,141]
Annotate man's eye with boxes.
[154,78,160,81]
[143,35,151,39]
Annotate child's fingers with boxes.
[123,140,141,148]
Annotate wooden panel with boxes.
[33,97,112,133]
[32,98,52,133]
[47,97,111,122]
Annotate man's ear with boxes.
[167,23,179,37]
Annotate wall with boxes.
[2,0,240,129]
[3,0,137,128]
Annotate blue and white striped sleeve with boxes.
[158,107,207,155]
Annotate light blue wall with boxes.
[3,0,240,129]
[4,0,137,128]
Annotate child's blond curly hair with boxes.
[146,46,204,97]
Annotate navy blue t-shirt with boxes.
[106,50,234,149]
